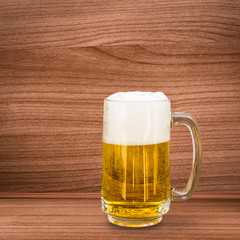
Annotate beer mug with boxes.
[101,92,202,227]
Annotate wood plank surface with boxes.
[0,0,240,194]
[0,0,240,49]
[0,197,239,239]
[0,44,239,193]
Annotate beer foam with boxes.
[106,91,168,101]
[103,92,171,145]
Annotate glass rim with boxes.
[104,98,171,103]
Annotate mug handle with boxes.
[171,112,202,201]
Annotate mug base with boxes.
[108,215,162,227]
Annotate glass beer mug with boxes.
[101,92,202,227]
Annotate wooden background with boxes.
[0,0,239,194]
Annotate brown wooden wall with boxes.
[0,0,239,194]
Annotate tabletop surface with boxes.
[0,196,239,240]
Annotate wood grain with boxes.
[0,0,240,193]
[0,197,239,239]
[0,0,240,49]
[0,44,239,193]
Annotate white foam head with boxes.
[107,91,168,102]
[103,92,171,145]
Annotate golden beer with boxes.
[101,92,202,227]
[101,141,171,220]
